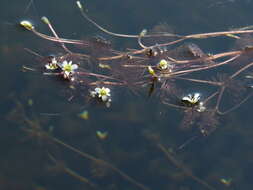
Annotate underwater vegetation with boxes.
[4,0,253,189]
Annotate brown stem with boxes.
[51,137,150,190]
[158,143,216,190]
[217,92,253,115]
[168,55,240,77]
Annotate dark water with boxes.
[2,0,253,190]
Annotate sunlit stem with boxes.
[22,65,37,72]
[89,81,125,86]
[76,1,179,40]
[186,29,253,39]
[138,29,148,49]
[230,61,253,79]
[78,2,182,40]
[20,20,85,45]
[76,1,138,38]
[41,16,72,53]
[160,29,253,49]
[171,50,242,64]
[168,55,240,77]
[138,29,253,55]
[98,44,241,62]
[77,71,118,81]
[31,27,87,45]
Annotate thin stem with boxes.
[76,1,180,39]
[174,77,222,86]
[48,153,98,189]
[158,143,216,190]
[162,100,187,110]
[168,55,240,77]
[203,91,219,105]
[89,81,125,86]
[215,86,225,112]
[217,92,253,115]
[31,28,86,45]
[186,29,253,39]
[51,137,150,190]
[230,61,253,79]
[41,16,72,53]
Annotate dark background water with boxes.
[1,0,253,190]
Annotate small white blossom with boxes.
[95,87,111,102]
[90,87,111,103]
[45,57,59,70]
[60,60,78,80]
[182,93,201,106]
[90,90,97,98]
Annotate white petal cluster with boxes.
[44,58,79,81]
[90,87,112,107]
[45,57,59,70]
[182,92,201,106]
[61,61,78,78]
[58,60,78,80]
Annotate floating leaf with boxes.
[78,110,89,120]
[96,131,108,140]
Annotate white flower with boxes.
[90,87,111,105]
[95,87,111,102]
[60,60,78,80]
[158,59,168,70]
[182,93,201,106]
[61,60,78,72]
[90,90,97,98]
[45,57,59,70]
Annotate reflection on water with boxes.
[2,0,253,190]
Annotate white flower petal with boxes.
[62,60,68,67]
[90,91,96,97]
[71,64,78,70]
[45,64,51,69]
[52,58,57,64]
[95,87,101,93]
[101,95,108,102]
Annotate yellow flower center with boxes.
[159,59,168,69]
[100,88,107,96]
[64,64,72,72]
